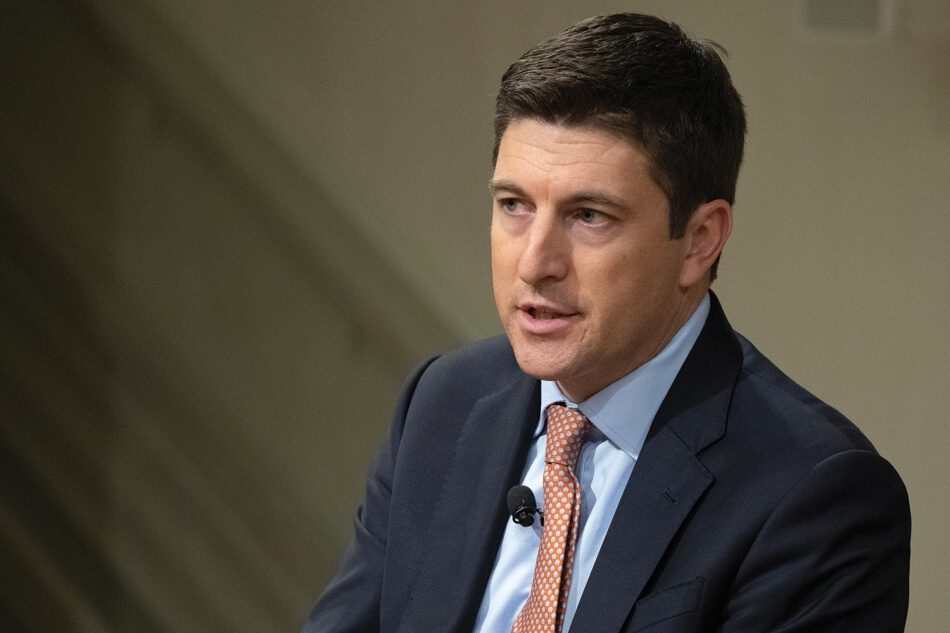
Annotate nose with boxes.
[517,213,570,286]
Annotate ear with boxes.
[679,199,733,287]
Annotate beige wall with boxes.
[3,0,454,630]
[4,0,948,630]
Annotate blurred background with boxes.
[1,0,947,631]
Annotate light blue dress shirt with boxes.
[473,294,710,633]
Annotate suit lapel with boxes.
[398,368,540,633]
[571,426,714,633]
[571,293,743,632]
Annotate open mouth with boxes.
[517,304,578,334]
[529,308,564,320]
[525,305,580,320]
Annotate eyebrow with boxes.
[564,190,628,209]
[489,179,628,210]
[488,179,526,198]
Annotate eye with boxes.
[578,208,603,224]
[499,198,522,213]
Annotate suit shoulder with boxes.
[407,334,527,413]
[732,333,877,454]
[418,334,520,386]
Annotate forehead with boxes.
[493,119,662,203]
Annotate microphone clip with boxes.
[507,485,544,527]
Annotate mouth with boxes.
[527,308,567,320]
[516,304,581,333]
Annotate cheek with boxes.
[578,247,643,295]
[489,228,504,273]
[579,254,660,326]
[491,234,520,278]
[491,237,517,309]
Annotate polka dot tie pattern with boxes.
[511,404,591,633]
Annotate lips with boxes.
[516,303,580,335]
[520,302,578,318]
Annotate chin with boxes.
[510,345,571,383]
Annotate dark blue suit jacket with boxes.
[304,295,911,632]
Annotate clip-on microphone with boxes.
[507,485,543,527]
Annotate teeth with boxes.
[534,310,560,320]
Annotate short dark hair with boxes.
[494,13,746,279]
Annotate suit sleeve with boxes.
[720,449,911,633]
[300,357,438,633]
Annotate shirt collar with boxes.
[538,293,710,459]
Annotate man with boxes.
[304,13,910,633]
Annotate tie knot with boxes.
[545,404,590,467]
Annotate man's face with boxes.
[491,119,700,402]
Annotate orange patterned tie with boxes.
[512,404,591,633]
